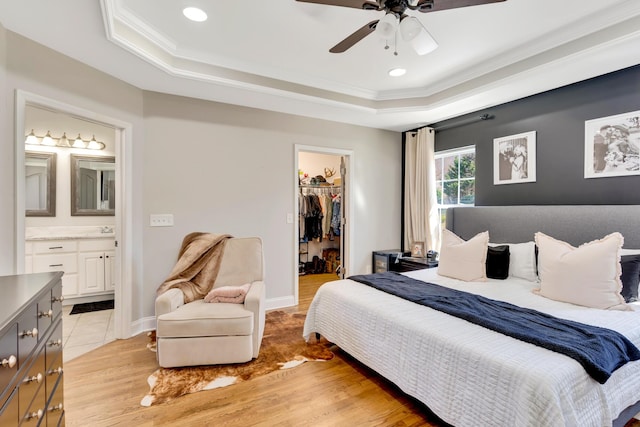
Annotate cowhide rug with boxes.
[140,310,333,406]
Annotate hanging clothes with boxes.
[299,186,341,241]
[331,193,341,236]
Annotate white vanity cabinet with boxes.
[25,235,115,302]
[78,239,116,294]
[29,240,79,297]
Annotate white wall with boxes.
[141,91,402,314]
[0,28,403,332]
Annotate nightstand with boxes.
[394,257,438,272]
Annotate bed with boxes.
[303,205,640,427]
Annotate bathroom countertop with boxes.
[25,226,115,241]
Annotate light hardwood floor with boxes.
[63,273,640,427]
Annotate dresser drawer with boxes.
[20,377,46,425]
[19,352,45,417]
[37,292,55,335]
[0,324,18,393]
[17,308,39,365]
[33,254,77,275]
[45,322,63,372]
[0,387,19,427]
[45,373,64,427]
[51,282,64,319]
[33,241,77,254]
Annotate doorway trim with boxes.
[294,144,354,305]
[15,90,133,339]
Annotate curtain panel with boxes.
[403,128,441,253]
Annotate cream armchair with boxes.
[155,237,266,368]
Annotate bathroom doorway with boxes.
[15,90,133,341]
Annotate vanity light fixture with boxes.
[24,129,106,150]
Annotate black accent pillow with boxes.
[621,254,640,303]
[487,245,510,280]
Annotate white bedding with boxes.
[302,268,640,427]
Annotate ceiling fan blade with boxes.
[329,20,378,53]
[296,0,381,10]
[415,0,506,13]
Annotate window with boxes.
[435,146,475,228]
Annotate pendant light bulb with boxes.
[87,135,101,150]
[25,129,39,145]
[58,132,71,147]
[73,133,85,148]
[42,131,55,146]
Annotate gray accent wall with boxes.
[432,65,640,206]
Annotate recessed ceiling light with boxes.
[388,68,406,77]
[183,7,207,22]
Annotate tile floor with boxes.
[62,305,115,363]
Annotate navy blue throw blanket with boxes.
[349,272,640,384]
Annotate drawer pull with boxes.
[39,309,54,318]
[52,295,65,303]
[49,339,63,347]
[49,264,63,267]
[24,409,43,421]
[20,328,38,338]
[49,246,63,249]
[48,366,63,376]
[1,355,17,368]
[24,373,43,384]
[48,403,63,413]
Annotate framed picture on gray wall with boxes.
[493,131,536,185]
[584,110,640,178]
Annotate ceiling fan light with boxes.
[375,13,398,39]
[399,17,421,41]
[411,27,438,56]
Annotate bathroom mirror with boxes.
[25,151,57,217]
[70,154,115,216]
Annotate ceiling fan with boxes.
[296,0,506,55]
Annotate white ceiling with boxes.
[2,0,640,132]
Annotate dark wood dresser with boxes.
[0,272,65,426]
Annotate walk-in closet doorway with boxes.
[294,145,353,305]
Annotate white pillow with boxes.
[621,248,640,256]
[489,241,538,282]
[534,232,630,311]
[438,229,489,282]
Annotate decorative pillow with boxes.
[486,245,510,280]
[438,229,489,282]
[621,249,640,256]
[534,232,630,311]
[204,283,251,304]
[488,241,538,282]
[621,255,640,303]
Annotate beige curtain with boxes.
[404,127,441,253]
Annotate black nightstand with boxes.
[394,257,438,272]
[372,250,410,273]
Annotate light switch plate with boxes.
[150,214,174,227]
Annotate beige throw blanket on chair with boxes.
[156,232,232,303]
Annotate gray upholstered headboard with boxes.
[446,205,640,248]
